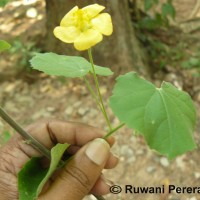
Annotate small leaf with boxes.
[0,40,11,52]
[92,65,114,76]
[110,72,196,159]
[189,57,200,66]
[144,0,158,11]
[162,0,176,19]
[181,58,200,69]
[18,143,69,200]
[30,53,91,78]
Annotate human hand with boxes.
[0,120,118,200]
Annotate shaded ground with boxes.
[1,1,200,200]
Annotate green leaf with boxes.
[0,0,9,7]
[92,65,114,76]
[110,72,196,159]
[18,157,48,200]
[181,58,200,69]
[36,143,69,197]
[138,17,162,30]
[162,0,176,19]
[30,53,91,78]
[18,143,69,200]
[0,40,11,52]
[144,0,158,11]
[189,57,200,66]
[30,53,113,78]
[181,61,190,69]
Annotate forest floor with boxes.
[1,1,200,200]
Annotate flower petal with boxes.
[74,29,103,51]
[82,4,105,19]
[91,13,113,36]
[53,26,81,43]
[60,6,79,27]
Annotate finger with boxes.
[15,120,114,159]
[104,152,119,169]
[26,120,114,149]
[40,138,110,200]
[66,146,118,169]
[7,120,115,174]
[90,175,113,195]
[41,151,119,173]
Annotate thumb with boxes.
[41,138,110,200]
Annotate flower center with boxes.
[76,9,92,32]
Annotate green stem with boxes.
[83,76,102,111]
[103,123,125,139]
[0,107,51,159]
[83,76,109,124]
[88,48,112,131]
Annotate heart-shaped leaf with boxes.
[18,143,69,200]
[110,72,196,159]
[30,53,113,78]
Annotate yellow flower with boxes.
[53,4,113,51]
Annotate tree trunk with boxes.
[45,0,150,77]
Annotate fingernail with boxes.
[85,138,110,165]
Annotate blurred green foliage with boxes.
[0,40,11,52]
[0,130,11,145]
[134,0,200,74]
[181,56,200,74]
[0,0,9,7]
[183,57,200,68]
[9,40,41,72]
[138,0,175,30]
[2,130,11,142]
[133,0,197,75]
[133,0,177,70]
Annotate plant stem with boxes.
[0,107,51,159]
[103,123,125,139]
[83,76,109,124]
[83,76,102,111]
[88,48,112,131]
